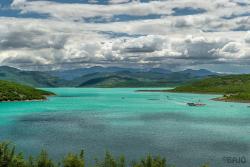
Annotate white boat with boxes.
[187,100,206,107]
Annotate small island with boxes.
[0,80,55,102]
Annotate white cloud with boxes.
[221,42,241,53]
[1,0,249,72]
[11,0,27,6]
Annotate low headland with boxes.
[138,74,250,103]
[0,80,55,102]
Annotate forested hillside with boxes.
[0,80,54,101]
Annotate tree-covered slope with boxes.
[75,70,215,88]
[0,80,55,101]
[78,75,173,87]
[0,66,218,88]
[170,74,250,101]
[0,66,67,87]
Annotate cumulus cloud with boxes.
[11,0,26,6]
[0,0,249,72]
[221,42,241,53]
[113,35,166,53]
[0,17,249,70]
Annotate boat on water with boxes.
[187,100,206,107]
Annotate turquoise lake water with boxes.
[0,88,250,167]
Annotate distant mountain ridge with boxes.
[179,69,216,77]
[0,66,66,87]
[49,66,173,80]
[0,66,218,87]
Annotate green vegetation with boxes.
[0,66,215,88]
[170,74,250,102]
[0,142,210,167]
[0,80,55,101]
[75,71,203,88]
[0,66,66,87]
[78,75,176,88]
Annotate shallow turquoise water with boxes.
[0,88,250,167]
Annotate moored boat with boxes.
[187,102,206,107]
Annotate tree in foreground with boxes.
[0,142,210,167]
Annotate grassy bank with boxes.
[169,74,250,102]
[0,80,55,102]
[0,142,209,167]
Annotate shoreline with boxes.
[0,98,47,103]
[0,94,54,103]
[211,97,250,103]
[136,89,221,95]
[136,89,169,92]
[136,89,250,104]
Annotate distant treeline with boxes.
[0,142,210,167]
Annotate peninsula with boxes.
[139,74,250,103]
[0,80,55,102]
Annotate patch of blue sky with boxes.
[233,0,250,6]
[113,14,163,21]
[83,14,163,23]
[0,0,12,7]
[232,25,250,31]
[172,7,207,16]
[222,12,250,19]
[40,0,105,4]
[28,0,132,5]
[0,0,150,7]
[139,0,151,2]
[236,2,249,6]
[99,31,144,38]
[0,8,49,19]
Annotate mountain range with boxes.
[0,66,218,87]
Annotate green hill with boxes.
[78,75,172,87]
[0,80,55,101]
[74,71,213,88]
[0,66,217,88]
[170,74,250,102]
[0,66,67,87]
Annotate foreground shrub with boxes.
[131,155,168,167]
[63,150,84,167]
[0,142,210,167]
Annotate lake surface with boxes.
[0,88,250,167]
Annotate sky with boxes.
[0,0,250,72]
